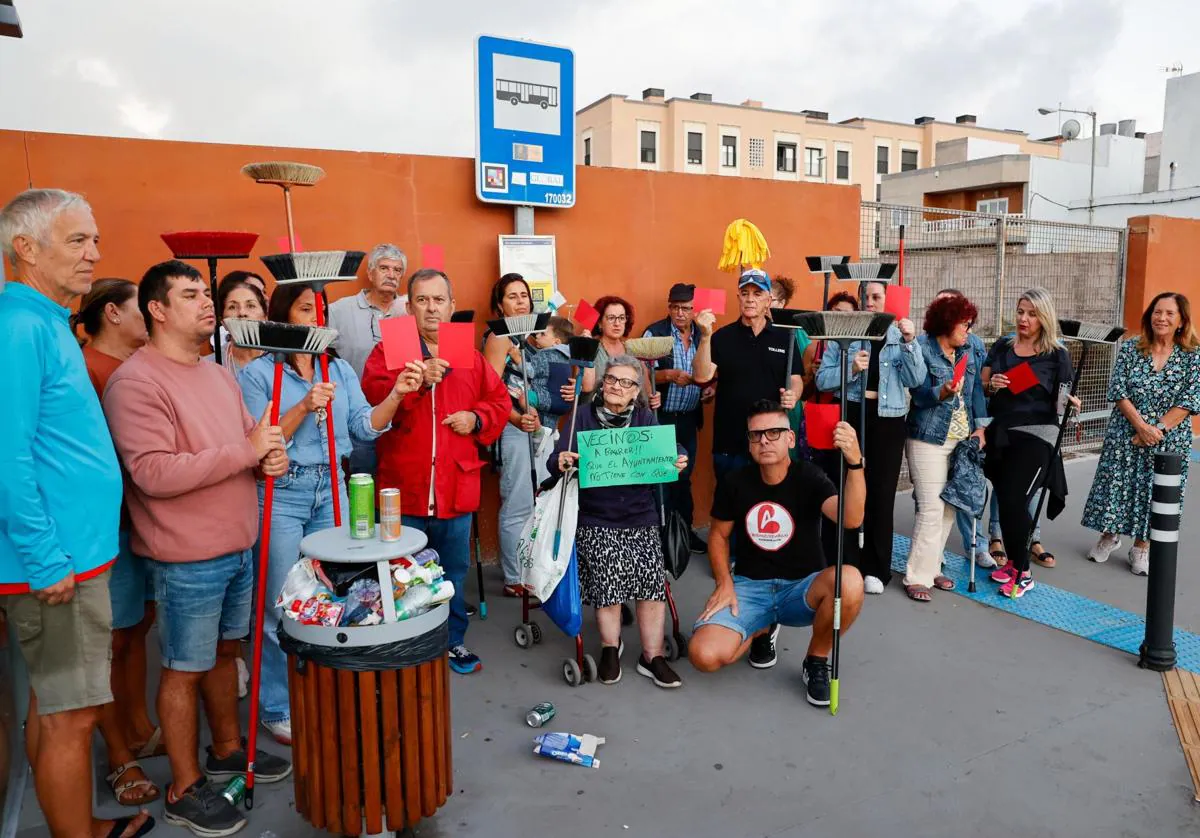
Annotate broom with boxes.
[624,336,673,411]
[769,309,812,394]
[791,310,893,716]
[224,318,337,809]
[487,313,553,498]
[241,161,325,254]
[553,336,601,556]
[805,255,850,310]
[160,231,259,364]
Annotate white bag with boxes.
[517,471,579,602]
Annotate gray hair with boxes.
[0,189,92,262]
[367,243,407,273]
[603,353,650,407]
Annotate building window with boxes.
[583,137,592,167]
[721,135,737,167]
[777,142,797,173]
[901,149,918,172]
[640,130,656,165]
[876,145,889,175]
[977,197,1009,214]
[804,147,823,178]
[875,184,882,201]
[748,138,765,169]
[836,149,850,180]
[687,131,703,165]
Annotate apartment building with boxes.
[576,88,1060,201]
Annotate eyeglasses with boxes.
[603,314,628,323]
[668,304,693,312]
[746,427,791,444]
[602,374,639,390]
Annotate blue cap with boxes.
[738,268,771,293]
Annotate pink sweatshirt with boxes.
[103,344,260,562]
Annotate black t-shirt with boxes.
[983,338,1073,430]
[711,460,838,581]
[711,320,804,457]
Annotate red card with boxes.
[805,403,841,450]
[379,315,422,371]
[1005,361,1039,395]
[436,322,475,369]
[693,288,727,316]
[420,244,445,271]
[573,299,600,332]
[276,234,305,253]
[884,285,911,319]
[952,353,969,388]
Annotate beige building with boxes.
[577,88,1061,201]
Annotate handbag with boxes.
[658,486,691,580]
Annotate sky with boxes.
[1,0,1198,156]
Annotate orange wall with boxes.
[1,130,860,558]
[1123,215,1200,332]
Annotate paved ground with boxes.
[14,459,1200,838]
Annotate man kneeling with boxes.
[689,400,866,706]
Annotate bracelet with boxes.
[846,460,864,470]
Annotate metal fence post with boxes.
[993,214,1007,335]
[1139,452,1182,671]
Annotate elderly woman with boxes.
[982,288,1077,598]
[1082,292,1200,575]
[583,295,660,409]
[902,294,987,602]
[550,355,687,689]
[212,271,268,373]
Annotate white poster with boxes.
[492,54,561,136]
[499,235,557,311]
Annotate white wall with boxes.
[1158,71,1200,191]
[965,137,1020,161]
[1065,186,1200,227]
[1027,135,1146,222]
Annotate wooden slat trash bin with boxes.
[280,526,453,836]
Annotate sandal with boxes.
[905,584,932,602]
[1031,546,1056,568]
[933,575,955,591]
[106,761,160,807]
[103,813,156,838]
[132,726,166,760]
[988,539,1008,567]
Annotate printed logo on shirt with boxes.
[745,502,795,551]
[768,346,786,354]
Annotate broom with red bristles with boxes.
[161,231,259,364]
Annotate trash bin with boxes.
[280,526,453,836]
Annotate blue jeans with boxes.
[692,572,820,641]
[401,514,471,649]
[956,488,1042,556]
[498,423,536,585]
[152,549,253,673]
[255,464,343,725]
[110,528,154,630]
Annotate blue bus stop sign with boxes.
[475,35,575,209]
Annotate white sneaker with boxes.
[1129,545,1149,577]
[1088,534,1123,563]
[236,657,249,699]
[974,550,997,569]
[864,575,885,595]
[262,718,292,746]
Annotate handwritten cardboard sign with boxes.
[577,425,679,489]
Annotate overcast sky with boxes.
[1,0,1197,155]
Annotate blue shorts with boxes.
[110,530,154,631]
[152,550,253,673]
[693,572,820,642]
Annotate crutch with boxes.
[805,255,850,311]
[793,310,894,716]
[969,484,987,594]
[224,317,338,809]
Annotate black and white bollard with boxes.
[1139,452,1183,671]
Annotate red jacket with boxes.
[361,342,509,519]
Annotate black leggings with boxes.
[991,438,1052,574]
[852,400,907,585]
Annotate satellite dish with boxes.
[1061,118,1082,140]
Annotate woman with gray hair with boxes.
[549,355,688,689]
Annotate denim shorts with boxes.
[110,529,154,631]
[693,572,820,642]
[152,549,253,673]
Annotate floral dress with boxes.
[1081,338,1200,540]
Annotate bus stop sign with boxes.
[475,35,576,209]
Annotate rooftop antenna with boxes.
[1161,63,1184,77]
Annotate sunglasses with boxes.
[746,427,791,443]
[603,374,639,390]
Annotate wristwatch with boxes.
[472,412,483,433]
[846,459,864,470]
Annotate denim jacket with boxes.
[815,324,926,418]
[908,334,989,443]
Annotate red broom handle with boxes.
[898,223,906,287]
[313,293,342,527]
[245,359,284,809]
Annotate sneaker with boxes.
[164,778,246,837]
[448,645,482,674]
[688,531,708,554]
[999,570,1035,599]
[974,550,997,570]
[990,563,1018,585]
[636,654,682,689]
[465,602,478,617]
[1088,534,1123,563]
[748,624,781,669]
[205,740,291,784]
[863,575,885,595]
[802,656,832,707]
[598,645,621,684]
[262,718,292,746]
[235,657,249,700]
[1129,545,1149,576]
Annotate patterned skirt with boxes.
[575,525,667,608]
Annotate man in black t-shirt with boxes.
[689,400,866,707]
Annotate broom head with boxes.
[241,161,325,188]
[450,310,476,323]
[223,318,338,355]
[1058,319,1125,344]
[568,336,600,364]
[623,336,674,361]
[805,255,850,275]
[771,308,811,330]
[487,312,551,337]
[793,310,894,341]
[832,262,898,282]
[718,218,771,273]
[260,250,363,285]
[161,231,258,260]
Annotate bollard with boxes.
[1139,452,1182,671]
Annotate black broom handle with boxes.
[832,341,851,683]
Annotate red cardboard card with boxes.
[805,403,841,450]
[573,299,600,332]
[380,315,422,370]
[276,234,305,253]
[884,285,912,319]
[1005,361,1039,395]
[693,288,727,315]
[952,353,969,388]
[436,321,475,369]
[420,244,445,271]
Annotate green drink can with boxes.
[348,473,376,539]
[525,702,556,728]
[220,775,246,806]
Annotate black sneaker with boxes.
[802,656,832,707]
[164,778,247,837]
[748,624,781,670]
[205,739,292,784]
[636,654,682,689]
[598,645,621,684]
[688,531,708,554]
[465,602,478,617]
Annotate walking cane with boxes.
[224,318,337,809]
[805,255,850,311]
[793,311,893,716]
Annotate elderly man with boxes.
[104,260,292,837]
[0,189,151,838]
[362,269,510,675]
